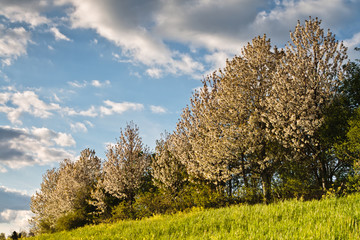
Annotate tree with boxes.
[9,231,18,240]
[343,48,360,109]
[214,35,283,203]
[268,17,347,191]
[102,122,150,203]
[30,149,101,233]
[53,149,101,229]
[152,132,187,195]
[30,167,59,233]
[174,35,283,203]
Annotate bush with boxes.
[55,210,88,231]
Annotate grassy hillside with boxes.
[28,193,360,240]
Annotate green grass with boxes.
[28,193,360,240]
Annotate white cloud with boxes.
[146,68,162,78]
[344,32,360,49]
[64,106,98,117]
[50,27,71,41]
[31,127,76,147]
[0,90,60,125]
[70,122,88,133]
[54,132,76,146]
[204,51,231,71]
[0,209,33,233]
[53,93,61,102]
[0,24,31,66]
[68,80,110,88]
[150,105,167,114]
[0,0,50,27]
[0,186,30,197]
[0,186,32,234]
[58,0,205,77]
[0,166,6,173]
[0,0,53,66]
[100,100,144,116]
[91,80,102,87]
[67,80,87,88]
[0,126,75,169]
[85,120,94,128]
[91,80,110,87]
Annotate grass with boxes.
[28,193,360,239]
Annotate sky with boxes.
[0,0,359,235]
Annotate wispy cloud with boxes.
[70,122,88,133]
[68,80,111,88]
[0,90,60,125]
[91,80,110,87]
[150,105,167,114]
[67,80,87,88]
[64,106,98,117]
[50,27,71,41]
[100,100,144,116]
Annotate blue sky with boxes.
[0,0,359,235]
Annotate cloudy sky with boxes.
[0,0,359,235]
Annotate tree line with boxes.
[30,18,360,234]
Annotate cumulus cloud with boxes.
[0,186,30,212]
[250,0,354,44]
[0,24,31,66]
[0,0,50,27]
[0,209,33,234]
[100,100,144,116]
[0,126,75,170]
[0,0,54,66]
[150,105,167,114]
[0,90,60,125]
[57,0,205,77]
[31,127,76,147]
[154,0,266,53]
[0,186,32,232]
[55,0,360,76]
[1,0,358,73]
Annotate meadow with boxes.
[28,193,360,240]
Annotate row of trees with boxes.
[30,18,360,234]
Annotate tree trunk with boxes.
[261,171,272,204]
[320,159,327,191]
[241,153,249,188]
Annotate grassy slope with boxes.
[29,193,360,240]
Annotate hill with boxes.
[28,193,360,239]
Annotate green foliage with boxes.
[274,160,322,200]
[110,201,136,221]
[54,210,89,232]
[343,61,360,109]
[178,183,228,209]
[27,193,360,240]
[346,160,360,193]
